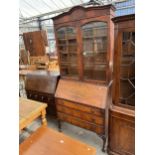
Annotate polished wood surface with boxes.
[25,71,59,115]
[20,126,96,155]
[55,79,108,109]
[108,14,135,155]
[25,71,59,94]
[55,79,109,151]
[108,105,135,155]
[53,5,115,84]
[19,97,47,131]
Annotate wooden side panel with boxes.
[23,30,48,56]
[108,106,135,155]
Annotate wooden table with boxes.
[19,97,47,131]
[20,126,96,155]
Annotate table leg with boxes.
[41,109,47,126]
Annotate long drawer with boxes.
[56,99,104,117]
[57,112,104,134]
[26,90,56,115]
[57,104,104,125]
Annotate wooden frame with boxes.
[108,14,135,155]
[112,14,135,109]
[53,5,115,85]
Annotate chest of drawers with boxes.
[55,79,109,151]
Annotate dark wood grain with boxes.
[108,105,135,155]
[52,5,115,85]
[25,70,60,116]
[55,79,110,151]
[108,14,135,155]
[23,30,48,56]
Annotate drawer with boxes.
[56,99,104,117]
[27,91,54,104]
[57,105,104,125]
[57,112,104,134]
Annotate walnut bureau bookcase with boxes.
[108,14,135,155]
[53,5,115,152]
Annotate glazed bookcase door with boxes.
[119,31,135,107]
[82,22,108,82]
[57,27,78,78]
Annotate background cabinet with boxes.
[23,30,48,56]
[109,105,135,155]
[108,14,135,155]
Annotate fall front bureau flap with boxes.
[55,79,108,109]
[25,70,60,94]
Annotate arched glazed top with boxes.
[82,21,108,29]
[52,4,115,24]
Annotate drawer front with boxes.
[57,104,104,125]
[27,91,54,104]
[27,91,56,116]
[56,99,104,117]
[57,112,104,134]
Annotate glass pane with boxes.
[83,38,93,53]
[93,65,107,81]
[119,32,135,107]
[66,27,76,39]
[68,39,77,53]
[57,27,66,39]
[82,22,108,81]
[57,27,78,78]
[60,53,68,62]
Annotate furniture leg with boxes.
[41,109,47,126]
[98,134,107,152]
[58,119,62,132]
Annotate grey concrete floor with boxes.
[20,115,107,155]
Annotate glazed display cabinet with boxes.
[53,4,115,85]
[108,14,135,155]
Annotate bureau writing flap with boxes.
[55,79,108,109]
[25,71,59,94]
